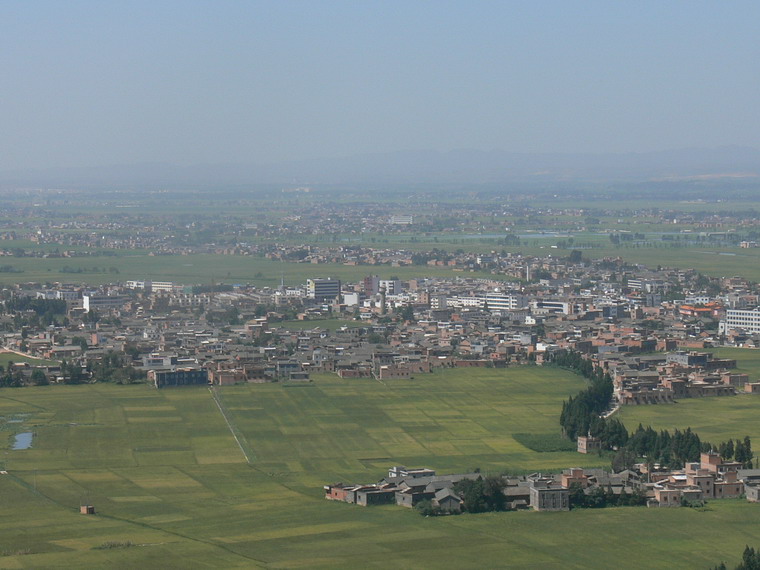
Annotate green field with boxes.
[707,347,760,382]
[619,346,760,445]
[0,253,493,288]
[1,368,760,568]
[3,229,760,287]
[0,352,59,368]
[277,318,367,331]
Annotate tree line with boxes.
[549,350,618,443]
[551,349,754,471]
[713,546,760,570]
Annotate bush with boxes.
[415,499,442,517]
[92,540,135,550]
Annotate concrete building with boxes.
[720,307,760,335]
[482,293,528,312]
[307,278,341,301]
[577,435,602,454]
[149,368,209,388]
[82,294,128,312]
[529,478,570,511]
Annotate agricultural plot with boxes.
[620,347,760,443]
[619,391,760,446]
[0,368,758,567]
[0,253,484,288]
[0,351,59,368]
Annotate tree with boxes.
[367,332,384,344]
[415,499,442,517]
[585,486,608,508]
[568,482,586,509]
[738,546,760,570]
[399,304,415,323]
[452,476,507,513]
[61,360,85,385]
[31,369,48,386]
[453,478,487,513]
[482,475,507,511]
[72,336,89,352]
[612,446,637,472]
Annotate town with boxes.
[4,245,760,408]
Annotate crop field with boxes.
[277,319,367,332]
[1,368,760,568]
[620,347,760,444]
[0,253,488,288]
[1,238,760,288]
[0,351,59,368]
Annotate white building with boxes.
[83,295,127,312]
[307,278,341,301]
[720,307,760,335]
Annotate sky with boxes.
[1,1,759,170]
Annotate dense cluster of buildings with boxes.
[325,452,760,514]
[1,244,760,402]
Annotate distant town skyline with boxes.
[2,1,759,171]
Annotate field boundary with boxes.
[208,387,255,464]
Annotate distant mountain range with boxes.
[2,146,760,188]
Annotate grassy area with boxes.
[277,318,367,331]
[620,395,760,447]
[706,347,760,381]
[0,352,59,368]
[0,254,500,287]
[1,368,760,567]
[619,346,760,448]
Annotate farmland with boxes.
[1,368,759,568]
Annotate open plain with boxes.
[1,367,760,568]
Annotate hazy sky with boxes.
[2,1,759,170]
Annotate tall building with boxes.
[307,278,341,301]
[379,279,402,295]
[720,307,760,334]
[363,275,380,295]
[482,293,528,312]
[83,294,127,312]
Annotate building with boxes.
[379,279,402,295]
[530,299,571,315]
[363,275,380,295]
[149,368,209,388]
[577,435,602,454]
[666,351,709,368]
[126,280,175,292]
[82,294,128,312]
[720,307,760,335]
[307,278,341,301]
[529,479,570,511]
[388,466,436,479]
[482,293,528,313]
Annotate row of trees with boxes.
[87,351,145,384]
[612,425,704,471]
[568,483,647,509]
[3,298,66,316]
[550,350,754,472]
[718,437,754,467]
[549,350,617,444]
[714,546,760,570]
[612,425,754,472]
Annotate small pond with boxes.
[12,432,33,450]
